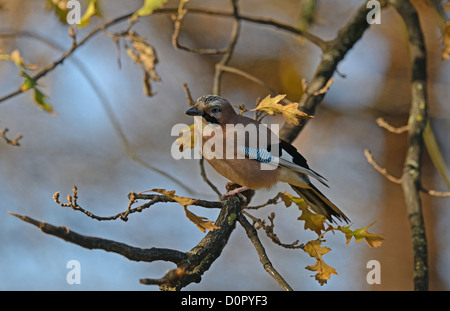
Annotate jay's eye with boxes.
[211,107,220,114]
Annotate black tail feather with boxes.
[290,184,349,223]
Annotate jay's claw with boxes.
[221,186,249,204]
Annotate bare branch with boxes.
[280,0,388,142]
[182,82,195,107]
[238,213,294,291]
[213,0,241,95]
[9,195,245,291]
[245,192,283,210]
[52,186,222,222]
[376,117,410,134]
[364,149,402,184]
[199,158,222,199]
[0,128,22,146]
[243,211,304,249]
[171,9,229,55]
[8,211,188,265]
[420,187,450,198]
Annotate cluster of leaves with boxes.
[121,31,161,97]
[0,50,54,114]
[145,186,383,286]
[280,192,383,285]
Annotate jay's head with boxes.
[185,95,237,125]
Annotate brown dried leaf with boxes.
[183,206,220,233]
[149,188,219,232]
[124,32,161,96]
[250,94,313,125]
[150,188,198,207]
[303,240,337,286]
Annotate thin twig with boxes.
[182,82,195,106]
[376,117,410,134]
[171,9,229,55]
[52,186,222,222]
[199,158,222,199]
[212,0,241,95]
[364,149,402,184]
[0,128,22,146]
[245,192,282,210]
[280,0,388,142]
[420,187,450,198]
[216,64,278,95]
[0,6,327,104]
[243,210,304,249]
[238,213,294,291]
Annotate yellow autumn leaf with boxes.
[178,0,189,14]
[298,208,326,236]
[149,188,219,232]
[8,50,38,70]
[281,192,325,235]
[303,240,337,286]
[305,258,337,286]
[303,240,330,258]
[133,0,167,18]
[183,206,220,233]
[338,223,383,248]
[250,94,313,125]
[78,0,101,28]
[150,188,198,207]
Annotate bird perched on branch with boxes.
[185,95,349,223]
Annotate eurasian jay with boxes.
[185,95,349,223]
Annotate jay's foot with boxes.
[222,186,249,204]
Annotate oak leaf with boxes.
[149,188,220,232]
[183,206,220,233]
[250,94,312,125]
[150,188,197,207]
[305,258,337,286]
[303,240,337,286]
[338,223,383,248]
[281,192,326,235]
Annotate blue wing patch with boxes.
[239,146,273,163]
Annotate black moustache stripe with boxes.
[202,113,219,124]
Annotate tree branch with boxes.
[0,128,23,146]
[238,213,294,291]
[280,0,388,142]
[389,0,429,291]
[8,211,188,265]
[212,0,241,95]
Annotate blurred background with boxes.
[0,0,448,290]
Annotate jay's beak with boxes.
[185,107,203,116]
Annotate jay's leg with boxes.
[222,186,249,204]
